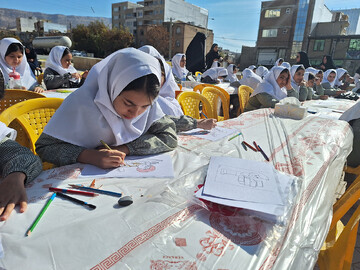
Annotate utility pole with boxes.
[169,17,173,60]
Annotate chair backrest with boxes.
[317,175,360,270]
[202,86,229,121]
[177,91,215,119]
[193,84,230,104]
[238,85,254,114]
[0,89,45,113]
[193,84,207,93]
[0,98,63,154]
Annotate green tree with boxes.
[71,21,134,58]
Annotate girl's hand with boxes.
[320,95,328,100]
[71,73,81,80]
[285,77,292,90]
[197,119,217,130]
[300,80,306,87]
[81,70,89,79]
[77,149,126,169]
[34,86,44,93]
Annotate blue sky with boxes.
[1,0,360,52]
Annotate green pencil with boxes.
[228,132,242,141]
[26,193,56,237]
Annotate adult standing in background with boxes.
[205,43,221,71]
[319,55,336,71]
[185,32,206,74]
[296,51,311,69]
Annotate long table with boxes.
[0,107,354,269]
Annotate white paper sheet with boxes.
[307,107,343,120]
[80,154,174,178]
[180,127,237,141]
[202,156,285,205]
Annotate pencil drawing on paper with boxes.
[216,165,269,188]
[116,159,162,173]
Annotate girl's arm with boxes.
[43,68,72,90]
[125,116,178,155]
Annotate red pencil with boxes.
[253,141,261,151]
[243,141,258,152]
[49,187,99,197]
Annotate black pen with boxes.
[56,192,96,210]
[257,144,270,162]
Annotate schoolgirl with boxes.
[171,53,189,82]
[239,68,262,91]
[290,64,308,101]
[201,67,228,84]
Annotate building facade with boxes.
[16,17,67,34]
[333,8,360,35]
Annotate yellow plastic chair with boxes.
[238,85,254,114]
[0,98,63,170]
[0,89,45,113]
[36,73,44,85]
[317,175,360,270]
[202,86,229,121]
[193,84,230,105]
[177,91,216,119]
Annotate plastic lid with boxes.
[9,71,20,80]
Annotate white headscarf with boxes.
[248,65,256,71]
[339,101,360,123]
[139,45,183,116]
[281,62,291,69]
[0,121,16,141]
[334,68,347,87]
[290,64,304,92]
[171,53,188,79]
[201,67,227,80]
[226,64,238,83]
[251,66,288,101]
[275,58,283,66]
[43,48,165,148]
[305,67,319,75]
[0,38,37,89]
[256,66,269,79]
[211,60,220,68]
[322,69,337,88]
[239,68,262,91]
[45,46,79,82]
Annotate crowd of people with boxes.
[0,35,359,221]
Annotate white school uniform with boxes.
[239,68,262,91]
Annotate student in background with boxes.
[321,69,346,96]
[239,68,262,91]
[306,67,325,96]
[36,48,178,168]
[303,72,328,100]
[274,58,284,66]
[319,55,336,71]
[201,67,228,84]
[244,66,299,112]
[44,46,88,90]
[290,65,308,101]
[353,66,360,93]
[0,37,44,93]
[185,32,206,74]
[339,102,360,167]
[140,45,217,131]
[335,68,352,90]
[296,51,311,68]
[25,45,41,75]
[0,70,43,221]
[255,66,269,79]
[225,64,239,83]
[281,62,291,69]
[171,53,189,83]
[248,65,257,73]
[205,43,221,70]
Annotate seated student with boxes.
[0,70,43,221]
[244,66,299,112]
[339,102,360,167]
[139,45,216,130]
[25,45,41,75]
[321,69,346,96]
[239,68,262,91]
[255,66,269,79]
[290,65,308,102]
[36,48,178,168]
[171,53,190,83]
[306,68,326,96]
[248,65,257,73]
[335,68,352,90]
[303,72,328,100]
[201,67,228,84]
[225,64,240,87]
[44,46,88,90]
[353,66,360,93]
[275,58,284,67]
[0,38,44,93]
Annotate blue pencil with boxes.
[68,184,122,197]
[201,112,208,119]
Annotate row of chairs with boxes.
[176,84,254,121]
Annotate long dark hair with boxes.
[122,74,160,101]
[62,47,71,58]
[5,43,24,56]
[297,51,310,68]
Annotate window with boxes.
[176,27,181,34]
[113,7,119,12]
[176,40,180,47]
[265,9,280,18]
[346,39,360,59]
[262,29,278,37]
[114,15,119,20]
[286,8,291,14]
[313,40,325,51]
[137,12,143,17]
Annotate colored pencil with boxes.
[201,112,208,119]
[228,132,242,141]
[100,140,112,150]
[56,192,96,210]
[68,184,123,197]
[49,187,98,197]
[243,141,258,152]
[257,144,270,162]
[241,141,248,151]
[26,193,56,236]
[253,141,260,151]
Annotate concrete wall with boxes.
[72,56,102,71]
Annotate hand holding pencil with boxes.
[77,148,126,169]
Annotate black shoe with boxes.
[0,70,4,99]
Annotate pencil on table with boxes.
[26,193,56,237]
